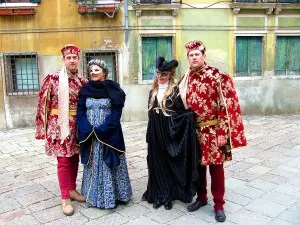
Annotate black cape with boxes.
[76,80,126,168]
[143,86,200,204]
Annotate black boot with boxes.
[164,201,173,210]
[215,210,226,222]
[187,200,208,212]
[153,202,162,209]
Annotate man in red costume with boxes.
[36,44,88,216]
[179,40,247,222]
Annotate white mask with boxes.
[89,65,103,75]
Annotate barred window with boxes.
[82,50,118,82]
[3,53,39,95]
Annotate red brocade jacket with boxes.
[186,63,247,165]
[35,72,87,157]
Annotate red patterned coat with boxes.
[36,72,88,157]
[186,63,247,165]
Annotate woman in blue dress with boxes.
[77,59,132,209]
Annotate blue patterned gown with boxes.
[81,98,132,209]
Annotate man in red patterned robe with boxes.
[36,44,88,216]
[179,40,247,222]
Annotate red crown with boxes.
[185,40,206,55]
[61,44,80,57]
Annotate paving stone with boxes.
[259,173,289,184]
[0,209,28,223]
[85,212,129,225]
[0,197,22,214]
[146,207,185,224]
[260,191,298,207]
[278,205,300,224]
[33,206,65,223]
[246,178,278,191]
[167,214,211,225]
[80,207,113,219]
[245,198,288,218]
[268,218,299,225]
[116,204,151,220]
[273,183,300,198]
[0,117,300,225]
[45,212,88,225]
[225,190,253,206]
[245,165,273,175]
[227,209,273,225]
[27,196,61,212]
[123,216,161,225]
[2,215,40,225]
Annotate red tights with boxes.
[196,164,225,211]
[57,154,79,199]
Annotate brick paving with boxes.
[0,116,299,225]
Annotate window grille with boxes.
[3,52,39,95]
[82,50,118,82]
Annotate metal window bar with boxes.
[3,52,39,95]
[82,50,118,82]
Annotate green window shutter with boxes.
[236,36,262,76]
[276,36,300,76]
[30,0,41,3]
[142,37,172,80]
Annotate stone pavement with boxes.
[0,116,300,225]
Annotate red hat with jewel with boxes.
[185,40,206,55]
[61,44,80,57]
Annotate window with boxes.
[0,0,40,3]
[82,50,118,81]
[141,36,173,80]
[236,36,263,76]
[276,36,300,76]
[3,53,39,95]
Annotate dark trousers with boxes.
[57,154,79,199]
[196,164,225,211]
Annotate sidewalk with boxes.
[0,116,299,225]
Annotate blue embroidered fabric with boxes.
[81,98,132,209]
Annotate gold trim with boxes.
[218,78,233,149]
[50,108,77,116]
[197,119,219,128]
[94,130,125,153]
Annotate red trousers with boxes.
[196,164,225,211]
[57,154,79,199]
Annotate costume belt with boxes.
[50,108,77,116]
[196,119,219,128]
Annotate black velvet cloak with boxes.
[76,80,126,168]
[143,86,199,204]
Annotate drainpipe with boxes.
[124,0,129,44]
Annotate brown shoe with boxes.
[62,199,74,216]
[69,190,85,202]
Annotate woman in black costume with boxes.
[142,56,199,210]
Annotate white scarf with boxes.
[157,81,169,103]
[58,65,69,143]
[178,69,191,109]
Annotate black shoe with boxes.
[141,194,147,201]
[153,202,162,209]
[164,201,173,210]
[117,200,128,205]
[187,200,208,212]
[215,210,226,222]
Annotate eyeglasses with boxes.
[156,71,171,78]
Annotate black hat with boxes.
[156,56,178,71]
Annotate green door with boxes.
[142,37,172,80]
[276,36,300,76]
[236,36,262,76]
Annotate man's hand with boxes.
[217,136,227,147]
